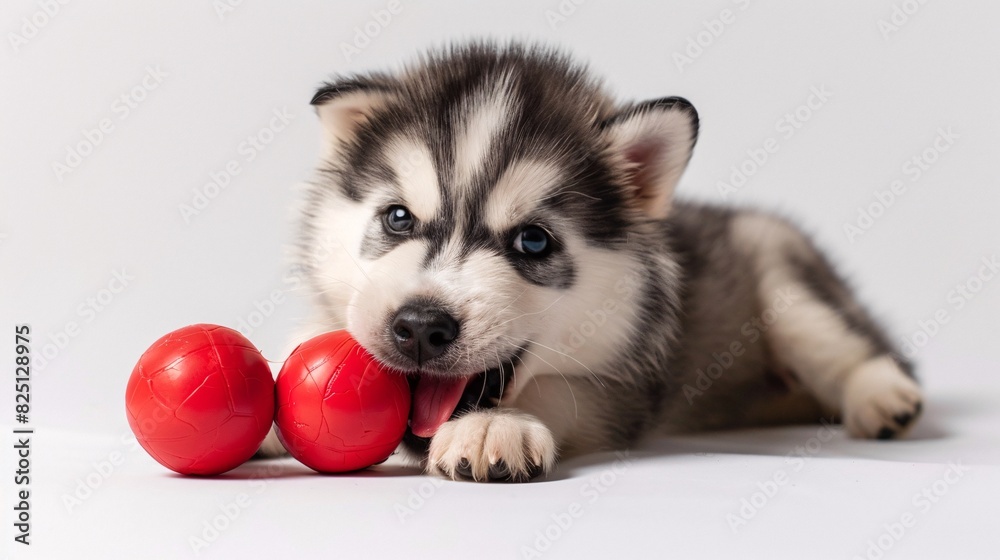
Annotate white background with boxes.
[2,1,999,559]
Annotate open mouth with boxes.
[405,349,522,439]
[409,373,475,437]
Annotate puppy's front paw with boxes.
[843,356,923,440]
[428,409,556,482]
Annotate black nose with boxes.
[391,302,459,365]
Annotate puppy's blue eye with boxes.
[513,226,551,256]
[385,205,414,233]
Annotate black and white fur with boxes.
[259,43,923,482]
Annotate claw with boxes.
[876,427,896,440]
[488,460,511,481]
[455,457,473,479]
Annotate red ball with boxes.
[275,330,411,473]
[125,324,274,475]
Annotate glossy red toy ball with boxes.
[274,330,411,473]
[125,324,274,475]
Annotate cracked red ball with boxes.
[274,330,411,473]
[125,324,274,475]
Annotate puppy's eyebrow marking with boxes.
[383,138,440,220]
[484,160,564,232]
[454,73,517,191]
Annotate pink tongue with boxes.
[411,375,471,438]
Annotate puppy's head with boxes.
[300,44,697,437]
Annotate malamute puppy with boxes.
[259,43,923,482]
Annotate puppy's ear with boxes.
[311,77,397,160]
[601,97,699,219]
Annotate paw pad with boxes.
[843,357,924,440]
[427,409,556,482]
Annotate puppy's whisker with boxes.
[481,356,492,405]
[494,347,505,406]
[505,335,606,390]
[516,345,579,418]
[476,359,489,406]
[494,294,565,329]
[444,347,466,373]
[329,241,374,285]
[313,279,364,296]
[494,286,530,320]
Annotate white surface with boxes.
[7,370,1000,560]
[2,1,999,558]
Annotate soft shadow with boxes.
[320,464,425,478]
[167,458,424,481]
[171,395,979,482]
[554,395,977,476]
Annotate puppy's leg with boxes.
[732,213,923,439]
[428,408,557,482]
[428,374,642,481]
